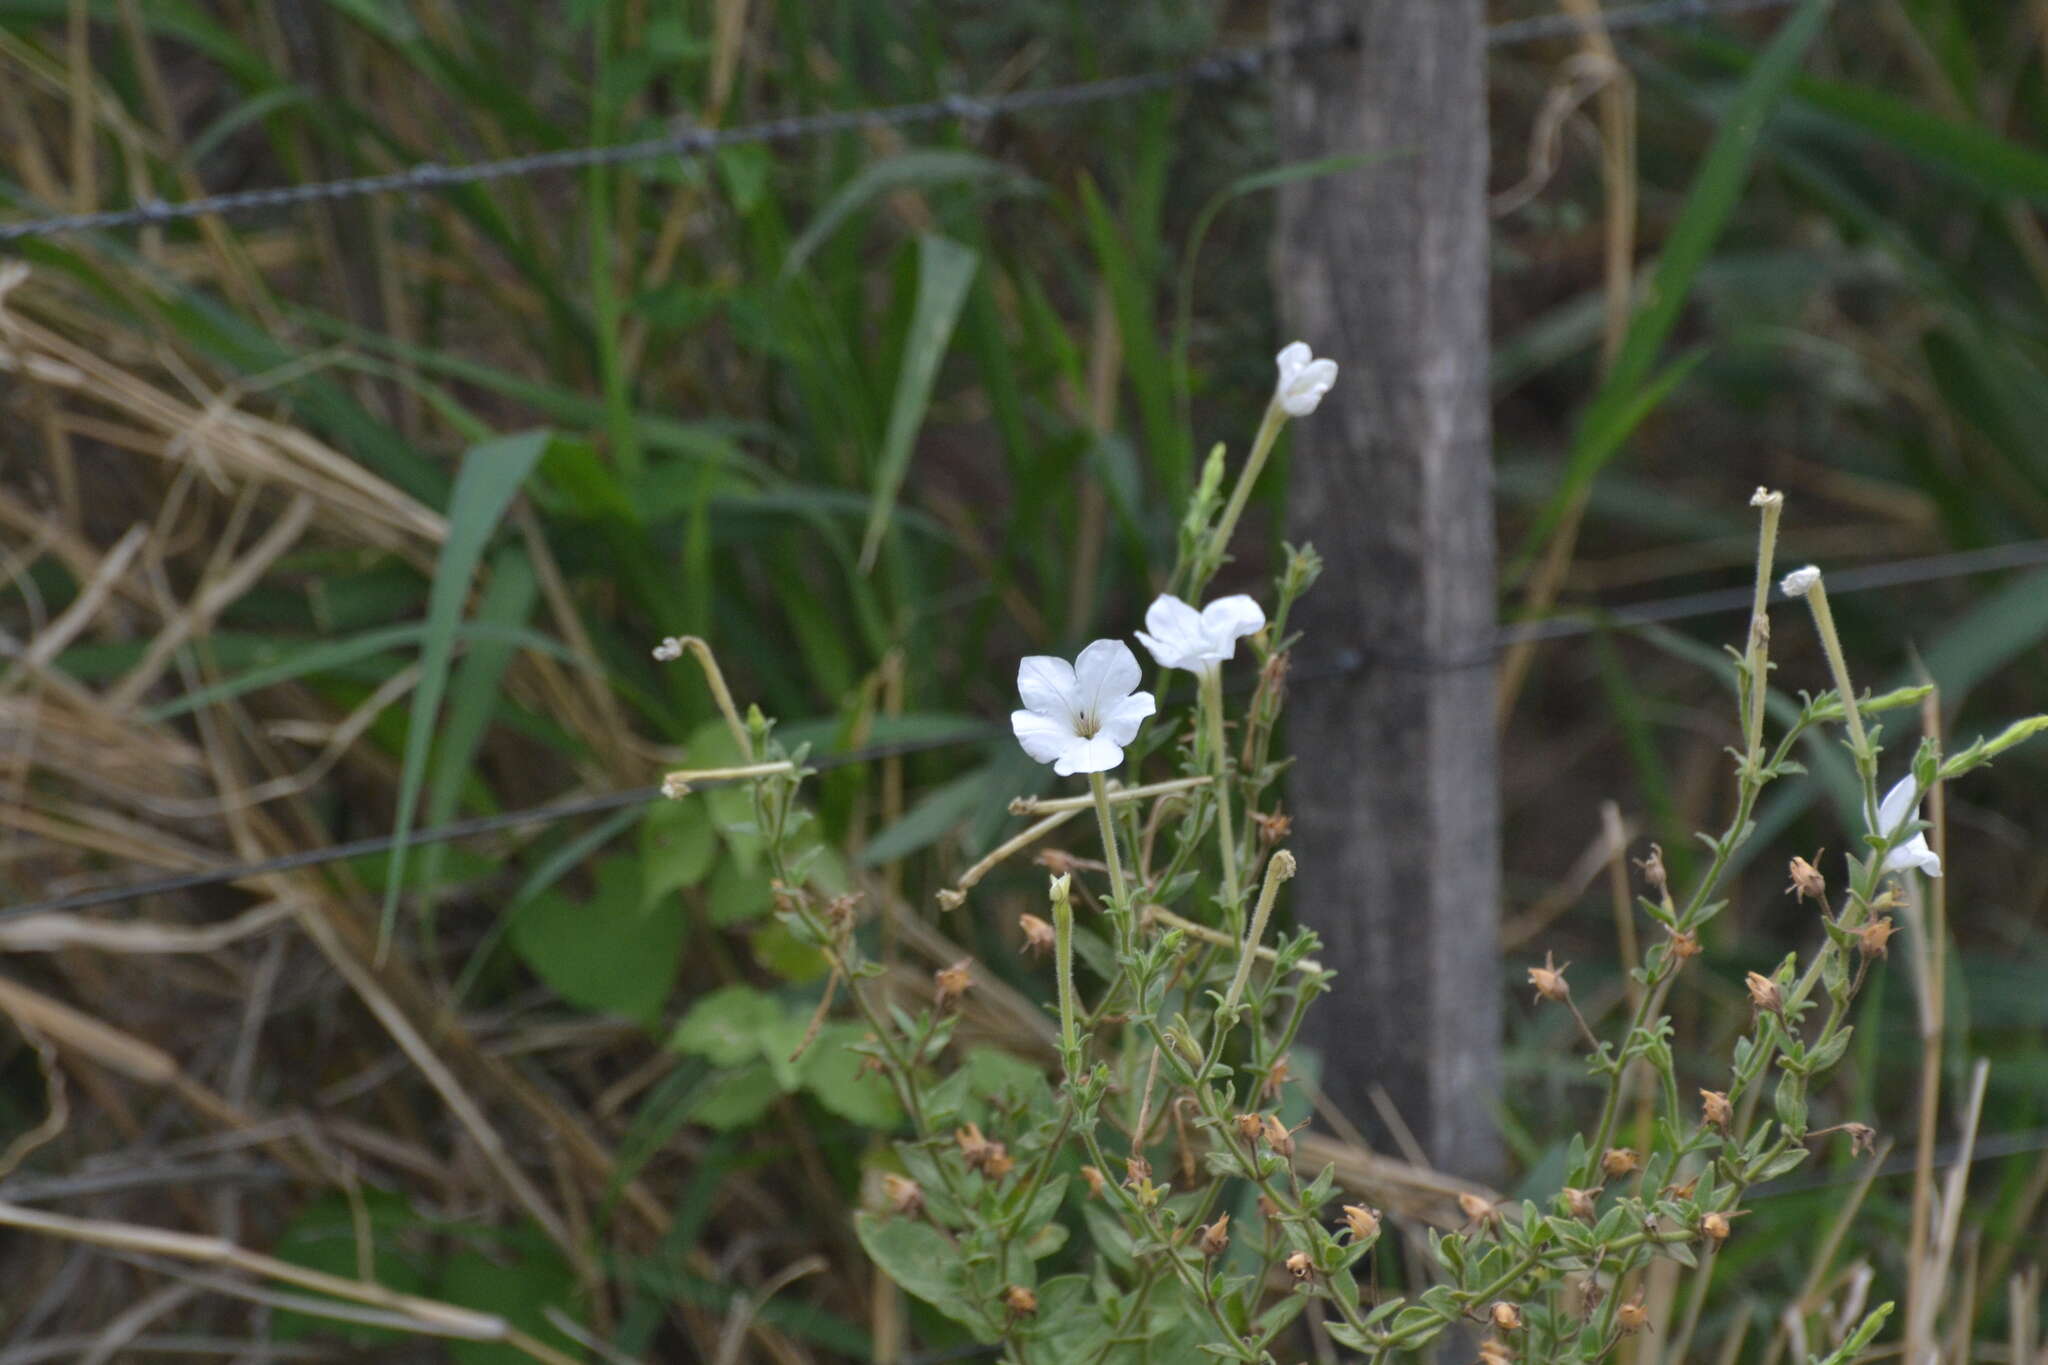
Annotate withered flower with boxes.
[1341,1205,1381,1243]
[1002,1285,1038,1317]
[933,959,974,1010]
[1260,1113,1299,1159]
[1699,1089,1733,1131]
[1477,1338,1515,1365]
[1079,1165,1107,1198]
[1490,1302,1525,1332]
[1018,913,1056,956]
[1744,971,1784,1016]
[1262,1055,1293,1102]
[1616,1294,1651,1335]
[1561,1186,1601,1222]
[1786,854,1827,904]
[1634,844,1668,893]
[1459,1192,1504,1232]
[1700,1211,1732,1245]
[1667,928,1703,962]
[1235,1113,1266,1143]
[1197,1213,1231,1258]
[1284,1250,1314,1281]
[883,1174,924,1218]
[1857,916,1898,958]
[1528,951,1572,1005]
[1601,1147,1641,1180]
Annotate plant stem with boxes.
[1199,666,1243,926]
[1090,772,1133,945]
[1193,399,1287,596]
[1800,574,1878,825]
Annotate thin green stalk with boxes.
[1192,399,1286,595]
[1090,771,1133,943]
[1198,665,1242,922]
[1052,874,1081,1076]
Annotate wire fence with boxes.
[0,0,1801,246]
[9,533,2044,922]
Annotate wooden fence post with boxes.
[1273,0,1501,1180]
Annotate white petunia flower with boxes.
[1874,775,1942,878]
[1274,342,1338,418]
[1780,566,1821,598]
[1011,640,1156,777]
[1133,593,1267,674]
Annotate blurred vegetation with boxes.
[0,0,2042,1360]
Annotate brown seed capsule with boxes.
[983,1145,1014,1180]
[1002,1285,1038,1316]
[1124,1154,1151,1187]
[883,1173,924,1218]
[955,1122,994,1169]
[1528,950,1572,1004]
[1786,853,1827,904]
[1253,807,1293,845]
[1616,1294,1651,1335]
[1700,1089,1733,1131]
[933,958,974,1010]
[1263,1054,1293,1101]
[1341,1204,1381,1243]
[1667,928,1703,962]
[1562,1186,1601,1222]
[1490,1301,1524,1332]
[1459,1191,1503,1231]
[1018,913,1056,956]
[1079,1165,1107,1198]
[1284,1250,1314,1281]
[1236,1112,1266,1143]
[1857,916,1898,958]
[1261,1114,1298,1159]
[1197,1213,1231,1258]
[1700,1211,1732,1245]
[1600,1147,1641,1179]
[1476,1337,1515,1365]
[1745,971,1784,1016]
[1662,1174,1699,1201]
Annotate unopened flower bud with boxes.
[1342,1204,1381,1243]
[1528,951,1572,1004]
[1786,854,1827,904]
[1700,1089,1733,1130]
[883,1173,924,1218]
[1197,1213,1231,1257]
[1018,913,1055,956]
[1781,565,1821,598]
[1601,1148,1641,1179]
[1002,1285,1038,1316]
[1857,916,1898,958]
[1745,970,1784,1016]
[1284,1250,1314,1281]
[1490,1301,1525,1332]
[933,959,974,1010]
[1562,1186,1601,1222]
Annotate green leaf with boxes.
[688,1060,785,1131]
[708,855,776,926]
[800,1022,902,1128]
[440,1230,581,1365]
[862,762,996,866]
[269,1194,431,1345]
[668,983,780,1066]
[853,1211,995,1340]
[785,150,1030,277]
[640,798,717,907]
[383,429,552,949]
[508,856,684,1023]
[858,235,980,571]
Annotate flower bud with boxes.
[1341,1204,1381,1243]
[1786,854,1827,904]
[1528,951,1572,1004]
[1600,1148,1640,1180]
[1781,565,1821,597]
[1490,1302,1525,1332]
[1284,1250,1314,1281]
[1700,1089,1733,1131]
[1197,1213,1231,1258]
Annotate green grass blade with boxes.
[1509,0,1836,575]
[857,234,978,572]
[380,429,553,953]
[784,149,1031,278]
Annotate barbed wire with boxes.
[6,532,2041,922]
[0,0,1801,246]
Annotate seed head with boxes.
[1745,970,1784,1016]
[1528,951,1572,1005]
[1253,807,1293,845]
[1700,1089,1733,1131]
[1002,1285,1038,1316]
[1667,928,1703,962]
[1260,1113,1298,1158]
[1601,1148,1641,1180]
[1018,913,1055,956]
[883,1173,924,1218]
[1284,1250,1314,1281]
[1616,1293,1651,1335]
[1562,1186,1601,1222]
[1786,854,1827,904]
[1857,916,1898,958]
[1341,1204,1381,1243]
[1490,1301,1525,1332]
[1197,1213,1231,1258]
[1236,1112,1265,1142]
[1634,844,1669,892]
[933,959,974,1010]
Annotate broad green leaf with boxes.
[800,1023,901,1128]
[689,1060,785,1130]
[862,762,996,866]
[853,1211,995,1340]
[668,983,779,1066]
[383,429,552,948]
[269,1193,432,1345]
[440,1230,581,1365]
[640,798,717,907]
[509,857,684,1023]
[857,235,979,570]
[708,855,775,926]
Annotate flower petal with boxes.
[1136,595,1206,669]
[1275,341,1312,381]
[1098,690,1156,747]
[1071,638,1141,727]
[1012,710,1078,766]
[1200,594,1267,647]
[1017,655,1078,721]
[1052,733,1125,776]
[1876,775,1919,838]
[1883,834,1942,878]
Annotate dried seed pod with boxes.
[1561,1186,1601,1222]
[1745,971,1784,1016]
[933,959,974,1009]
[1600,1147,1641,1179]
[1284,1251,1314,1281]
[1786,853,1827,904]
[1857,916,1898,958]
[1197,1213,1231,1258]
[1700,1089,1733,1131]
[1527,951,1572,1004]
[1489,1301,1524,1332]
[1341,1204,1381,1243]
[883,1174,924,1218]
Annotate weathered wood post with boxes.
[1273,0,1501,1180]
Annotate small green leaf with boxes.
[689,1060,786,1131]
[708,856,776,926]
[508,857,684,1023]
[440,1229,582,1365]
[669,984,779,1066]
[640,798,716,906]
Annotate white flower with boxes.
[1011,640,1156,776]
[1780,566,1821,598]
[1274,342,1338,418]
[1874,775,1942,878]
[1133,593,1266,674]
